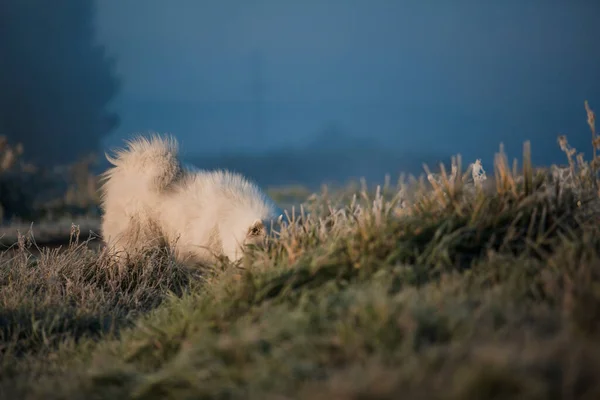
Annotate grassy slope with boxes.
[2,131,600,399]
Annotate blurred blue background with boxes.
[3,0,600,187]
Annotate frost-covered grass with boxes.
[1,103,600,399]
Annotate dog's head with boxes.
[244,219,268,249]
[242,210,287,248]
[222,206,287,263]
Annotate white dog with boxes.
[99,134,282,265]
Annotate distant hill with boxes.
[185,142,451,189]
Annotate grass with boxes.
[1,103,600,399]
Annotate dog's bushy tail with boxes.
[102,134,183,193]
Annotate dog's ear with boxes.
[247,219,265,237]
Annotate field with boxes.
[1,104,600,399]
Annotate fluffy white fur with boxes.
[100,134,281,265]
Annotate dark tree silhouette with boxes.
[0,0,120,166]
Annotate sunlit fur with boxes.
[100,134,280,265]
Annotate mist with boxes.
[4,0,600,186]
